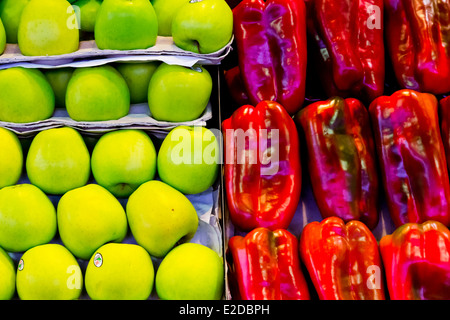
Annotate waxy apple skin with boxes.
[0,247,15,300]
[0,184,57,253]
[16,244,83,300]
[91,129,157,198]
[126,180,199,258]
[85,243,155,300]
[95,0,158,50]
[0,128,23,189]
[151,0,188,36]
[0,18,5,54]
[17,0,80,56]
[0,0,30,44]
[172,0,233,54]
[115,61,160,104]
[0,67,55,123]
[57,184,128,260]
[157,126,219,194]
[44,68,74,108]
[26,127,91,195]
[66,65,130,121]
[155,243,224,300]
[148,63,213,122]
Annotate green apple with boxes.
[155,243,224,300]
[18,0,80,56]
[26,127,91,195]
[0,246,15,300]
[0,67,55,123]
[66,65,130,121]
[151,0,188,36]
[0,18,5,54]
[95,0,158,50]
[85,243,154,300]
[172,0,233,54]
[16,244,83,300]
[44,68,74,108]
[158,126,219,194]
[91,130,157,198]
[73,0,102,33]
[0,0,30,44]
[0,128,23,189]
[115,61,160,104]
[148,63,212,122]
[57,184,128,260]
[0,184,56,253]
[126,180,199,258]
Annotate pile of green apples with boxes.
[0,62,213,123]
[0,125,223,300]
[0,0,233,56]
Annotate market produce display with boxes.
[3,0,450,303]
[0,0,227,301]
[223,0,450,301]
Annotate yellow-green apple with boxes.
[85,243,154,300]
[0,246,15,300]
[0,0,30,44]
[66,65,130,121]
[26,127,91,195]
[126,180,199,258]
[0,128,23,189]
[172,0,233,54]
[18,0,80,56]
[16,244,83,300]
[115,61,160,104]
[73,0,102,33]
[91,130,157,198]
[44,68,74,108]
[57,184,128,260]
[0,18,5,54]
[0,184,56,253]
[148,63,212,122]
[151,0,188,36]
[95,0,158,50]
[155,243,224,300]
[157,126,219,194]
[0,67,55,123]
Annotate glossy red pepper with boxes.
[305,0,385,103]
[299,217,386,300]
[385,0,450,94]
[227,227,310,300]
[439,96,450,172]
[380,220,450,300]
[224,66,250,106]
[295,97,379,230]
[222,100,301,231]
[233,0,307,115]
[369,89,450,228]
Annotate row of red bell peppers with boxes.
[223,91,450,300]
[224,92,450,232]
[226,0,450,115]
[227,218,450,300]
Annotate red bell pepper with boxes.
[380,220,450,300]
[227,227,310,300]
[224,66,250,106]
[233,0,307,115]
[222,100,301,231]
[439,96,450,172]
[295,97,379,230]
[385,0,450,95]
[305,0,385,103]
[369,89,450,228]
[299,217,386,300]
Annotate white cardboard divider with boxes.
[0,37,234,69]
